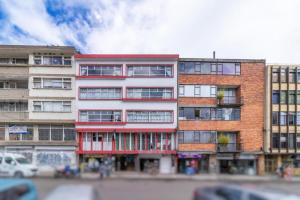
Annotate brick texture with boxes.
[179,62,265,153]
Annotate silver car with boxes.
[193,184,300,200]
[45,185,101,200]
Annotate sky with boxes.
[0,0,300,63]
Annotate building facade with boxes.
[0,45,77,171]
[178,58,265,175]
[265,64,300,175]
[75,54,178,174]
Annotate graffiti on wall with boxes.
[36,152,75,166]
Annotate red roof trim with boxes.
[75,54,179,59]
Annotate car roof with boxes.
[0,153,24,158]
[203,185,300,200]
[45,185,98,200]
[0,179,35,192]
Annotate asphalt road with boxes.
[31,178,300,200]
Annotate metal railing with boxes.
[216,143,242,152]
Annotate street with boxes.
[31,178,300,200]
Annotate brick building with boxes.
[265,64,300,175]
[178,58,265,175]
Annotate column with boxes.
[257,154,265,176]
[209,154,217,174]
[33,125,39,141]
[4,124,9,141]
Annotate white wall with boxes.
[76,59,178,130]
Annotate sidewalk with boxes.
[79,171,300,182]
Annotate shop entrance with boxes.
[140,158,159,173]
[219,159,256,174]
[116,155,135,171]
[178,158,209,174]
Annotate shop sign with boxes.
[178,152,202,159]
[8,125,27,134]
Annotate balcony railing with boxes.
[217,96,244,106]
[216,143,242,152]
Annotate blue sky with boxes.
[0,0,300,63]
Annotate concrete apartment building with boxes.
[0,45,77,171]
[75,54,178,174]
[178,58,265,175]
[265,64,300,175]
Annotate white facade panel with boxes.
[75,58,178,130]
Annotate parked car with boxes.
[0,179,38,200]
[45,185,101,200]
[193,184,300,200]
[0,153,38,178]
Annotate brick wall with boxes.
[179,62,265,153]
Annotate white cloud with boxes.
[1,0,300,63]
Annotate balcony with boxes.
[217,96,244,107]
[0,112,29,121]
[216,143,242,153]
[0,89,29,100]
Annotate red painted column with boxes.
[101,133,104,151]
[90,133,93,152]
[166,133,169,150]
[124,133,127,151]
[155,133,158,150]
[135,133,138,151]
[79,132,82,152]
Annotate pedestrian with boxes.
[99,163,105,179]
[284,164,293,181]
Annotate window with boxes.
[179,85,216,97]
[179,86,184,96]
[80,88,122,99]
[272,70,279,82]
[289,70,296,82]
[288,134,294,149]
[127,65,173,77]
[127,111,172,123]
[38,124,75,141]
[9,125,33,141]
[288,112,296,125]
[280,69,287,82]
[80,65,122,76]
[178,131,216,144]
[79,110,121,122]
[179,62,240,75]
[272,112,279,125]
[33,78,71,89]
[297,72,300,83]
[34,55,71,65]
[220,88,237,104]
[179,107,240,121]
[272,133,279,148]
[280,112,287,125]
[280,91,287,104]
[222,63,240,75]
[51,125,63,141]
[0,58,28,64]
[0,126,4,140]
[272,91,280,104]
[289,91,296,104]
[280,135,287,148]
[127,88,173,99]
[0,102,28,112]
[33,101,71,112]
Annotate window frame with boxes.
[126,64,173,78]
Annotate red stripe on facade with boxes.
[75,54,179,59]
[76,128,177,132]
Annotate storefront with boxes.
[217,153,257,175]
[177,152,209,174]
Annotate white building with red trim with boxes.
[75,54,178,174]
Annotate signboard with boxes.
[178,152,202,159]
[8,125,27,134]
